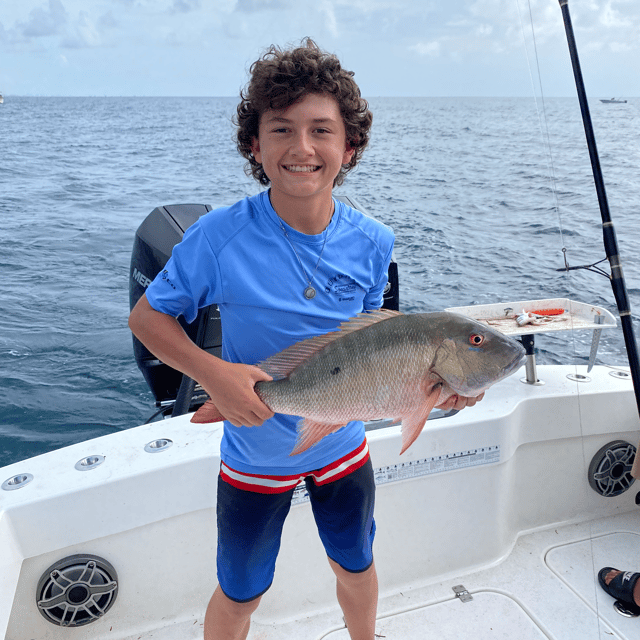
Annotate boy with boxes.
[129,39,391,640]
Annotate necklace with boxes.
[276,216,329,300]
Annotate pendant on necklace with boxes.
[276,212,329,303]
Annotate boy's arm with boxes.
[128,295,274,427]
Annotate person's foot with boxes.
[603,569,622,586]
[598,568,640,610]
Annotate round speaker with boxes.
[588,440,637,497]
[36,554,118,627]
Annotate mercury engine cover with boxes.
[129,197,399,407]
[129,203,219,405]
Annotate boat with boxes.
[2,3,639,639]
[0,94,4,105]
[600,98,627,104]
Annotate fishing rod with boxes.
[557,0,640,418]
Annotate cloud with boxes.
[97,11,119,31]
[5,1,125,50]
[61,11,101,48]
[599,2,627,27]
[171,0,202,13]
[407,0,637,62]
[235,0,291,12]
[18,0,68,38]
[3,0,638,97]
[411,41,441,57]
[320,0,339,37]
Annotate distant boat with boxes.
[0,94,4,104]
[600,97,627,103]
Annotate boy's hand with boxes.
[201,360,274,428]
[129,295,274,428]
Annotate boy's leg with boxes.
[207,472,296,639]
[306,450,378,639]
[204,586,262,640]
[328,558,378,640]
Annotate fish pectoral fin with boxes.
[290,418,348,456]
[190,399,225,424]
[399,386,443,455]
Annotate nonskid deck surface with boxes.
[121,512,639,640]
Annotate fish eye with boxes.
[469,333,485,346]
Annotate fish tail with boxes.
[190,399,225,424]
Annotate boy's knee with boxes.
[215,586,263,619]
[328,557,376,587]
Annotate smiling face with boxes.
[251,93,355,222]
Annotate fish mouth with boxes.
[501,347,527,379]
[507,351,527,375]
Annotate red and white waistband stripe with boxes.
[309,439,369,485]
[220,439,369,494]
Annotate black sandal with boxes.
[598,567,640,615]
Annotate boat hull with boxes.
[1,364,638,639]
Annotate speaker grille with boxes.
[588,440,636,497]
[36,555,118,627]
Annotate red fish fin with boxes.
[258,309,403,380]
[399,386,443,455]
[333,308,402,335]
[190,399,225,424]
[289,418,348,456]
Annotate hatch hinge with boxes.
[452,584,473,603]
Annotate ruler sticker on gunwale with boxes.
[291,445,500,505]
[373,445,500,486]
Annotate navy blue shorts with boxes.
[216,443,376,602]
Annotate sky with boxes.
[1,0,638,97]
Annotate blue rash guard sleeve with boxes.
[145,221,223,324]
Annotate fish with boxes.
[191,309,526,456]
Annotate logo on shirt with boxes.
[160,269,177,290]
[325,274,358,302]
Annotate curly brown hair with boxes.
[235,38,372,187]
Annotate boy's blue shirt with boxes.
[146,190,395,475]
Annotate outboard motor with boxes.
[129,203,220,412]
[129,197,399,416]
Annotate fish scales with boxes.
[257,313,436,422]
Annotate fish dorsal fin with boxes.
[258,308,403,380]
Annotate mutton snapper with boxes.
[191,309,526,455]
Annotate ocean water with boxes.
[1,95,639,469]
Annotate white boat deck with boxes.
[2,364,640,640]
[113,512,640,640]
